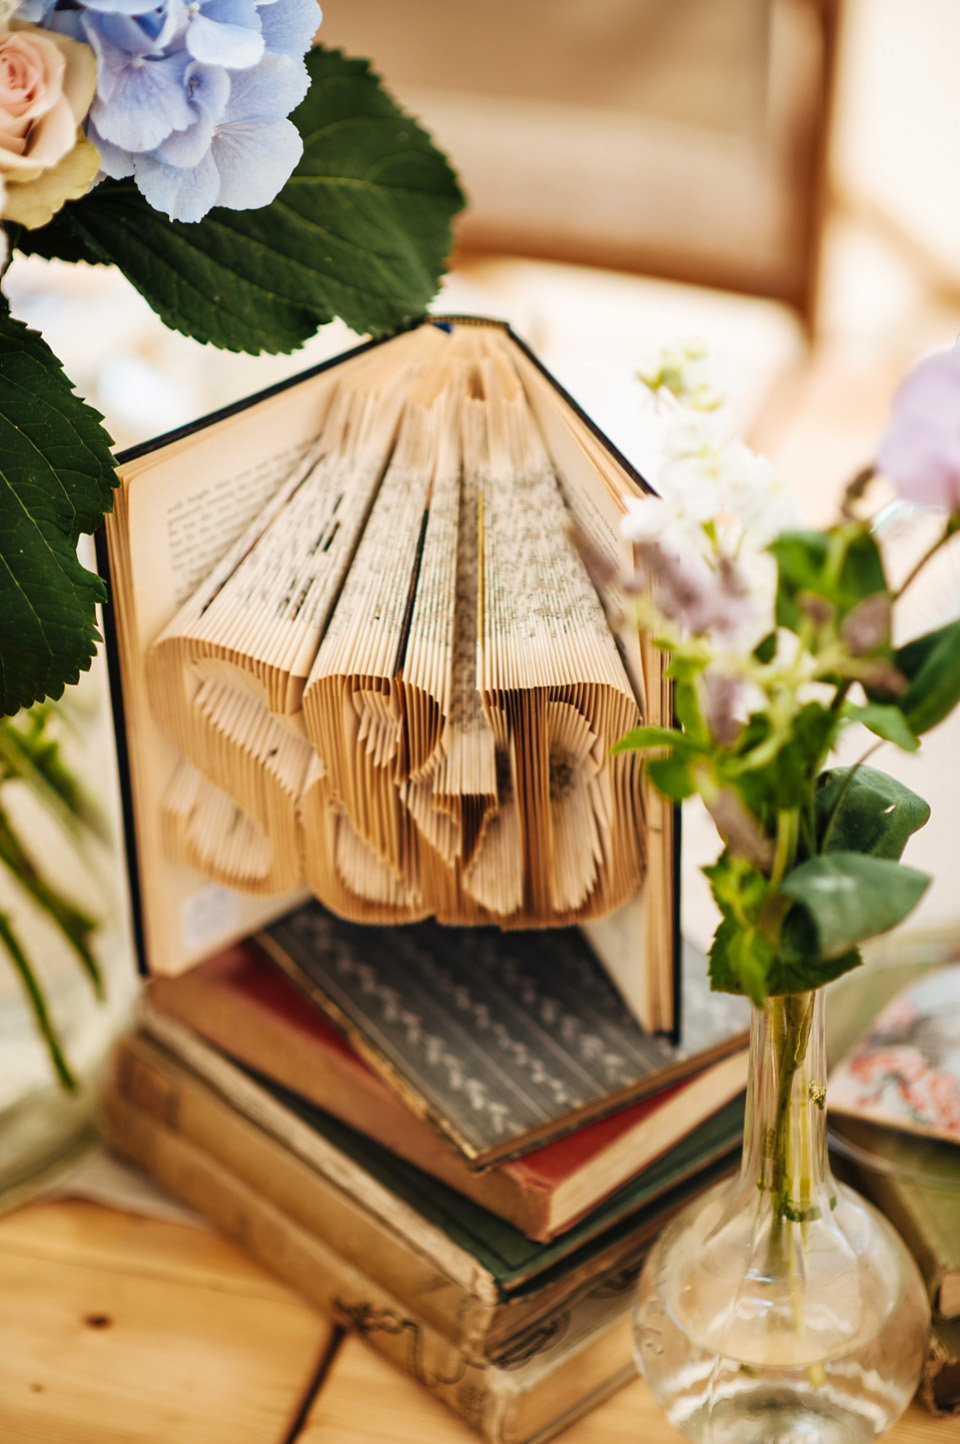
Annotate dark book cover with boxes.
[260,900,748,1167]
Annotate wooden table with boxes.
[0,1196,949,1444]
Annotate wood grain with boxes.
[303,1333,952,1444]
[0,1200,332,1444]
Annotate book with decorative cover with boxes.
[829,964,960,1146]
[146,936,748,1239]
[259,905,748,1167]
[97,316,680,1032]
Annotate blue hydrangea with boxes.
[32,0,321,222]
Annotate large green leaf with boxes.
[778,852,929,961]
[891,618,960,735]
[815,764,930,859]
[0,307,116,715]
[845,701,919,753]
[770,528,887,634]
[24,48,465,354]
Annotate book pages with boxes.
[142,323,647,931]
[105,318,676,1029]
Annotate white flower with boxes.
[621,493,712,560]
[718,442,799,545]
[636,337,734,414]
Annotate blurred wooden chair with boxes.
[320,0,840,333]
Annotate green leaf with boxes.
[753,631,777,664]
[673,677,709,745]
[9,213,105,267]
[708,915,776,1005]
[664,653,708,682]
[768,945,863,996]
[0,306,117,715]
[647,754,697,801]
[704,851,771,917]
[815,765,930,859]
[892,618,960,734]
[845,702,919,752]
[46,48,465,353]
[778,852,929,960]
[771,528,886,633]
[610,725,696,755]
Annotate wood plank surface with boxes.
[0,1200,333,1444]
[302,1332,952,1444]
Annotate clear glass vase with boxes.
[0,634,138,1213]
[633,988,930,1444]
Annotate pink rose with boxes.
[0,24,98,229]
[875,347,960,510]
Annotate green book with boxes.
[262,1062,744,1301]
[832,1117,960,1319]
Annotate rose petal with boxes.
[3,128,99,226]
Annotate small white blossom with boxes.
[636,337,733,414]
[620,493,712,561]
[718,442,800,545]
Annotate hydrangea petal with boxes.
[16,0,59,22]
[86,116,135,177]
[152,62,229,165]
[152,109,213,166]
[79,0,171,15]
[211,111,300,209]
[225,48,306,118]
[134,145,220,220]
[185,11,263,68]
[876,350,960,510]
[45,10,87,41]
[256,0,319,60]
[89,48,193,150]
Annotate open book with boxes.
[100,318,677,1030]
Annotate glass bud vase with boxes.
[634,988,930,1444]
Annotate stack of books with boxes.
[100,911,748,1443]
[94,316,751,1440]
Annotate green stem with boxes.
[0,910,75,1090]
[770,809,799,888]
[768,993,814,1217]
[892,517,960,604]
[0,805,103,999]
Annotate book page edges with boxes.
[102,318,676,1031]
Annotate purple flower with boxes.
[876,347,960,511]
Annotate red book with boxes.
[147,941,747,1242]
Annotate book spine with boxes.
[98,1093,631,1444]
[848,1166,951,1316]
[109,1038,499,1356]
[139,1006,500,1302]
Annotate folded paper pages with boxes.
[103,319,677,1030]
